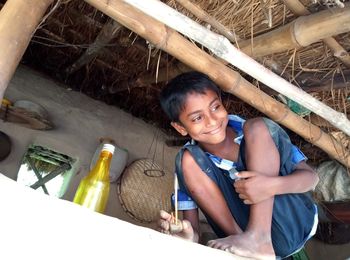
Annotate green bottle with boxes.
[73,144,115,213]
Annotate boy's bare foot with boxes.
[207,231,275,260]
[158,210,196,241]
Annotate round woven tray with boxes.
[117,159,173,223]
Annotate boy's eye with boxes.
[211,104,221,111]
[191,115,202,122]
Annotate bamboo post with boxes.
[0,0,54,101]
[239,4,350,57]
[122,0,350,137]
[283,0,350,68]
[83,0,350,168]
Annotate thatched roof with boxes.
[1,0,349,165]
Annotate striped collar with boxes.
[186,115,245,178]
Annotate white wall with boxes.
[0,65,178,228]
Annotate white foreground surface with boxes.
[0,173,245,260]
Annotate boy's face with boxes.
[171,89,229,145]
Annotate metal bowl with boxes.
[13,100,49,119]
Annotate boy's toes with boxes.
[207,240,215,248]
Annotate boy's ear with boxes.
[171,122,188,136]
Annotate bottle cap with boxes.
[102,143,115,154]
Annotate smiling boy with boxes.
[158,72,319,259]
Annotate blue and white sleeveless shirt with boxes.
[173,114,307,210]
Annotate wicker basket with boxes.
[117,159,174,223]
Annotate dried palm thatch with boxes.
[168,0,349,77]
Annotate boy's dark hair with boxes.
[160,71,221,122]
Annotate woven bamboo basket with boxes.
[117,158,174,223]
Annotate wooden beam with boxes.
[84,0,350,168]
[238,4,350,58]
[39,28,80,51]
[37,28,123,74]
[296,69,350,88]
[0,0,54,101]
[65,18,123,74]
[283,0,350,68]
[303,79,350,93]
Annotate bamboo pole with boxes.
[83,0,350,168]
[0,0,54,102]
[238,4,350,58]
[283,0,350,68]
[122,0,350,137]
[65,19,123,74]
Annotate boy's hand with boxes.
[157,210,195,241]
[233,171,275,204]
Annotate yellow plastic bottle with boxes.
[73,143,115,213]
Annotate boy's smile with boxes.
[171,89,229,146]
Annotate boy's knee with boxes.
[243,117,270,141]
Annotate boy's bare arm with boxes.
[182,151,243,235]
[234,161,319,204]
[183,209,200,242]
[270,161,319,194]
